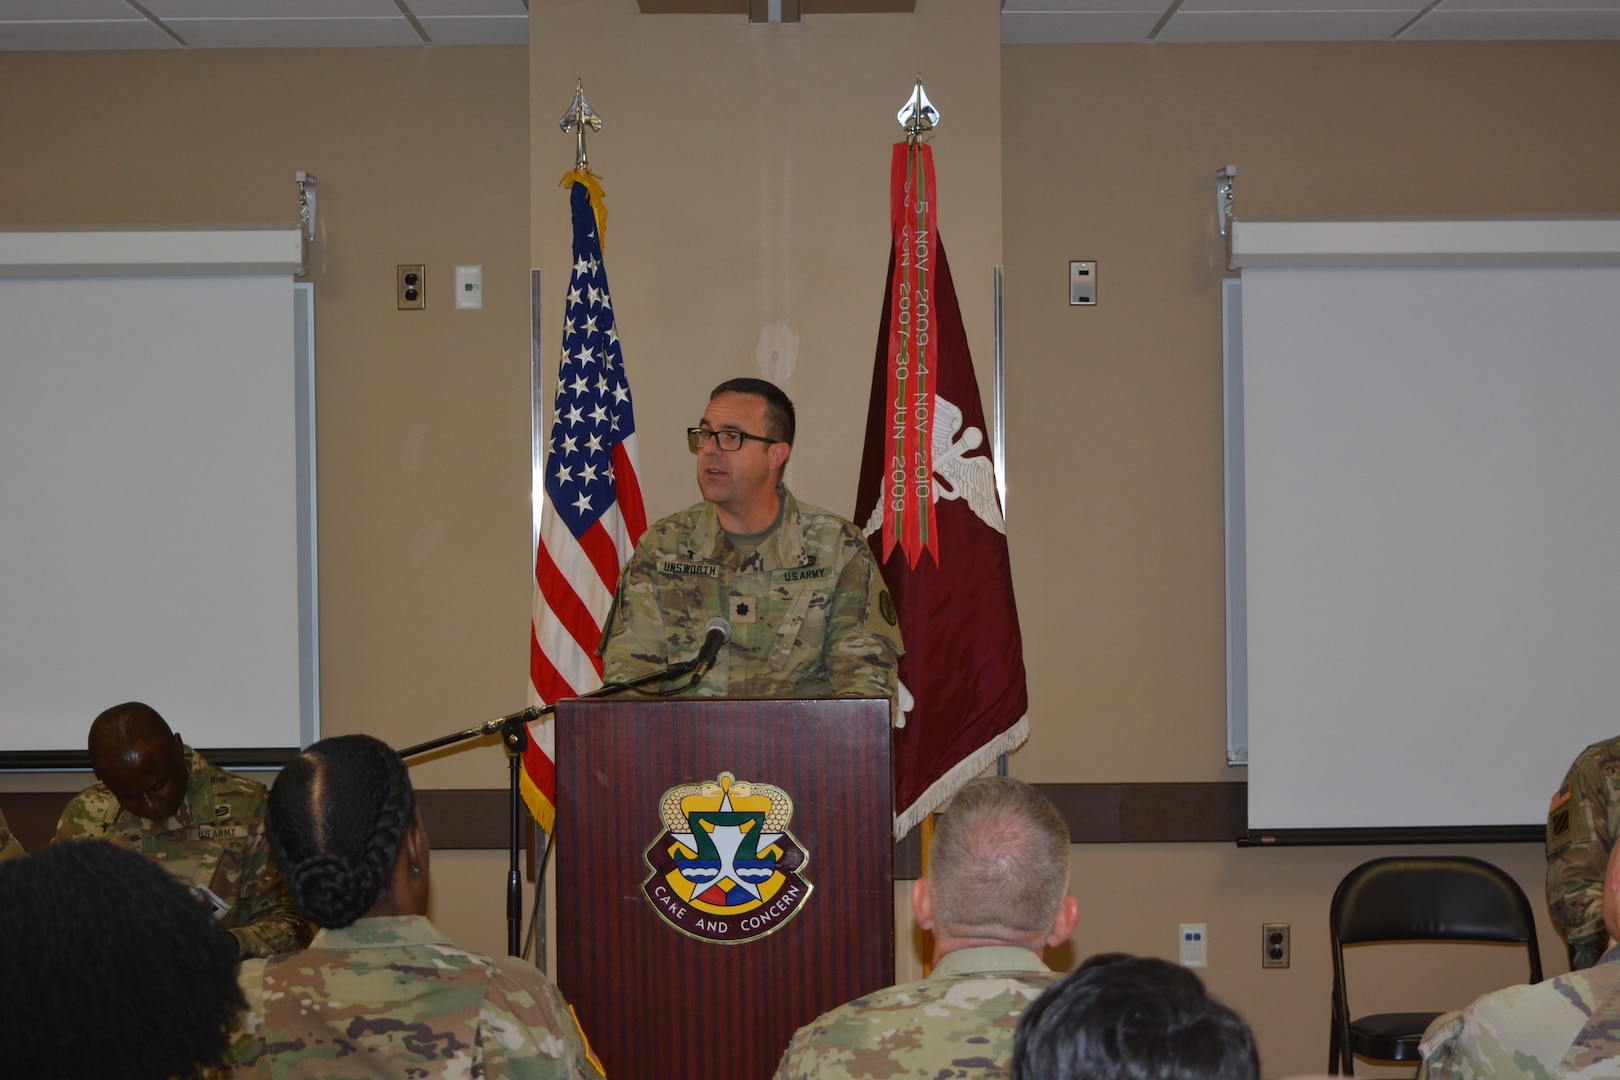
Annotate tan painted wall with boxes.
[1003,41,1620,787]
[529,0,1003,523]
[1001,41,1620,1076]
[0,45,534,957]
[4,23,1620,1080]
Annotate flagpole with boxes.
[993,264,1009,780]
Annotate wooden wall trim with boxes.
[892,782,1251,878]
[3,781,1544,880]
[2,782,1248,859]
[0,788,520,855]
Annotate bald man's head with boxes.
[87,703,190,823]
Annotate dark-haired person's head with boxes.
[693,378,797,532]
[1012,954,1260,1080]
[709,377,796,446]
[913,775,1079,963]
[87,701,191,823]
[0,840,244,1080]
[267,733,428,928]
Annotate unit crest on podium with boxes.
[641,771,812,944]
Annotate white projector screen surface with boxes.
[0,274,309,756]
[1238,265,1620,831]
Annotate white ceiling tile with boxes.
[418,14,526,42]
[1157,9,1414,39]
[1182,0,1420,10]
[407,0,528,15]
[144,0,399,16]
[1001,0,1168,13]
[0,19,179,48]
[1434,0,1620,10]
[1002,11,1162,42]
[1402,9,1620,36]
[0,0,138,16]
[165,16,423,47]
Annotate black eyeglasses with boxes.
[687,427,779,453]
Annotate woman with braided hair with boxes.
[224,733,603,1079]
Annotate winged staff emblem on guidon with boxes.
[862,396,1006,539]
[861,396,1001,728]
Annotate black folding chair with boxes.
[1328,855,1542,1075]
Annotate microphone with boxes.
[478,705,544,734]
[689,617,732,677]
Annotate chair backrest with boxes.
[1330,856,1542,980]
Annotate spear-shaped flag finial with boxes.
[896,76,939,144]
[559,79,603,172]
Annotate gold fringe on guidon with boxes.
[892,714,1030,842]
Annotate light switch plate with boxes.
[1070,260,1096,306]
[455,265,483,310]
[1179,923,1208,968]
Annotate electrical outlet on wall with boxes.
[1263,923,1290,968]
[398,264,425,309]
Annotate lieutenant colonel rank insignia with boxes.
[642,771,811,944]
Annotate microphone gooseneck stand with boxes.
[397,660,708,958]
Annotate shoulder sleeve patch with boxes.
[1549,780,1575,850]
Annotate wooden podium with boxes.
[555,697,894,1080]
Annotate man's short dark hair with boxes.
[0,840,244,1080]
[87,700,172,765]
[710,378,796,445]
[1012,954,1259,1080]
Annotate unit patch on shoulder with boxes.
[878,590,898,627]
[1548,780,1575,851]
[642,771,811,944]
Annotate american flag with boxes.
[524,173,647,833]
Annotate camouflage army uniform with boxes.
[1418,943,1620,1079]
[600,487,903,699]
[0,807,22,863]
[55,747,307,959]
[773,945,1060,1079]
[226,914,604,1079]
[1546,736,1620,969]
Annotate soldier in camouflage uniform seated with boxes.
[1547,735,1620,969]
[1420,841,1620,1078]
[55,701,308,959]
[225,733,604,1079]
[774,777,1079,1080]
[1011,954,1258,1080]
[600,377,902,701]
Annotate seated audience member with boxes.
[1546,734,1620,970]
[0,840,245,1080]
[54,700,308,958]
[226,733,603,1079]
[1012,953,1260,1080]
[775,776,1079,1079]
[0,805,23,861]
[1419,845,1620,1079]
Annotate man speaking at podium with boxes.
[599,378,902,701]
